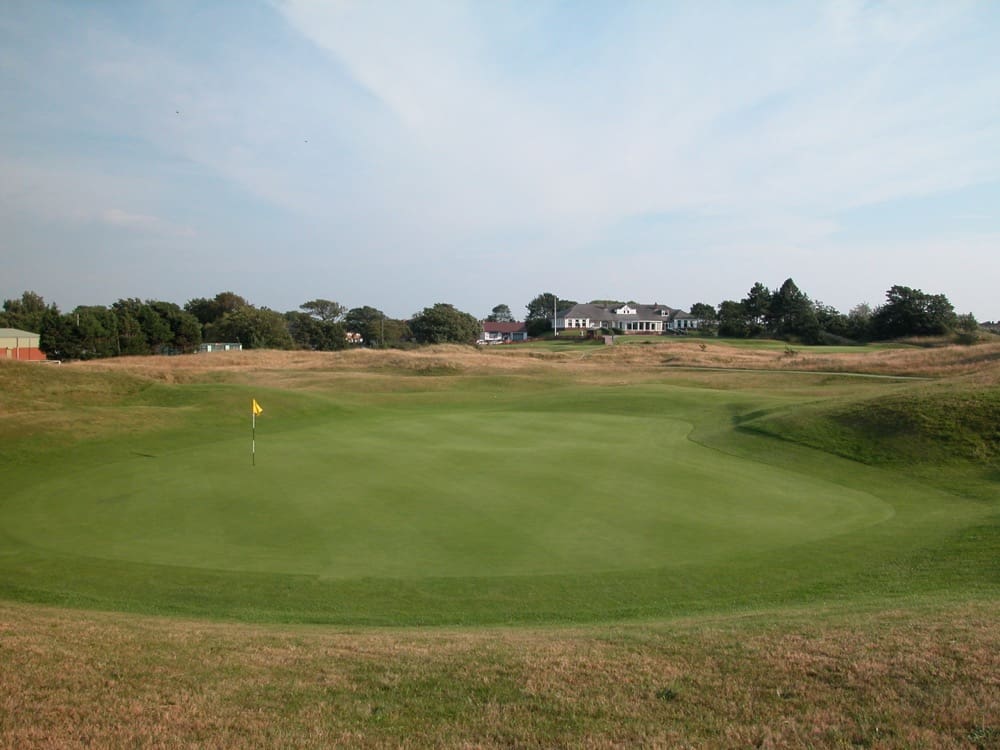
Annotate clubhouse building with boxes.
[556,302,705,335]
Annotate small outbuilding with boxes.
[198,342,243,353]
[0,328,46,361]
[480,321,529,344]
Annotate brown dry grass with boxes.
[60,340,1000,387]
[1,600,997,749]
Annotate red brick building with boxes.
[0,328,46,361]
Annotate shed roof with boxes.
[0,328,40,338]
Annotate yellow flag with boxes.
[252,399,263,416]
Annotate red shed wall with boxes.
[4,347,46,361]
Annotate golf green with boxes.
[1,380,989,624]
[4,411,892,579]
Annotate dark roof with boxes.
[561,303,681,319]
[559,303,610,320]
[482,321,527,333]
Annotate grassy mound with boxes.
[741,381,1000,468]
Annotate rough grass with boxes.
[1,599,997,749]
[54,339,1000,381]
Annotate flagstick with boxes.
[250,399,263,465]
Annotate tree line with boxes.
[512,281,979,344]
[706,278,977,344]
[0,279,983,361]
[0,291,480,360]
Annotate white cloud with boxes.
[274,1,999,237]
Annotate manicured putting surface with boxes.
[6,410,891,580]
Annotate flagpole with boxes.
[250,398,263,466]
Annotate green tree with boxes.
[285,311,346,351]
[716,300,750,337]
[525,292,558,323]
[148,301,203,353]
[379,317,411,347]
[525,318,551,337]
[110,298,179,355]
[184,292,248,326]
[299,299,346,323]
[111,299,153,355]
[955,313,978,332]
[0,291,50,332]
[813,302,852,341]
[525,292,576,336]
[687,302,718,336]
[689,302,717,321]
[138,303,173,352]
[846,303,873,341]
[184,297,218,325]
[409,303,479,344]
[871,285,957,339]
[50,306,120,359]
[766,278,820,343]
[486,304,514,323]
[742,282,772,334]
[343,306,410,347]
[344,306,383,337]
[39,306,72,359]
[86,306,123,357]
[344,306,379,346]
[207,306,294,349]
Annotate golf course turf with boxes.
[1,342,998,747]
[0,345,996,626]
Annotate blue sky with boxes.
[2,0,998,320]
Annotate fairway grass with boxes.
[1,348,996,625]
